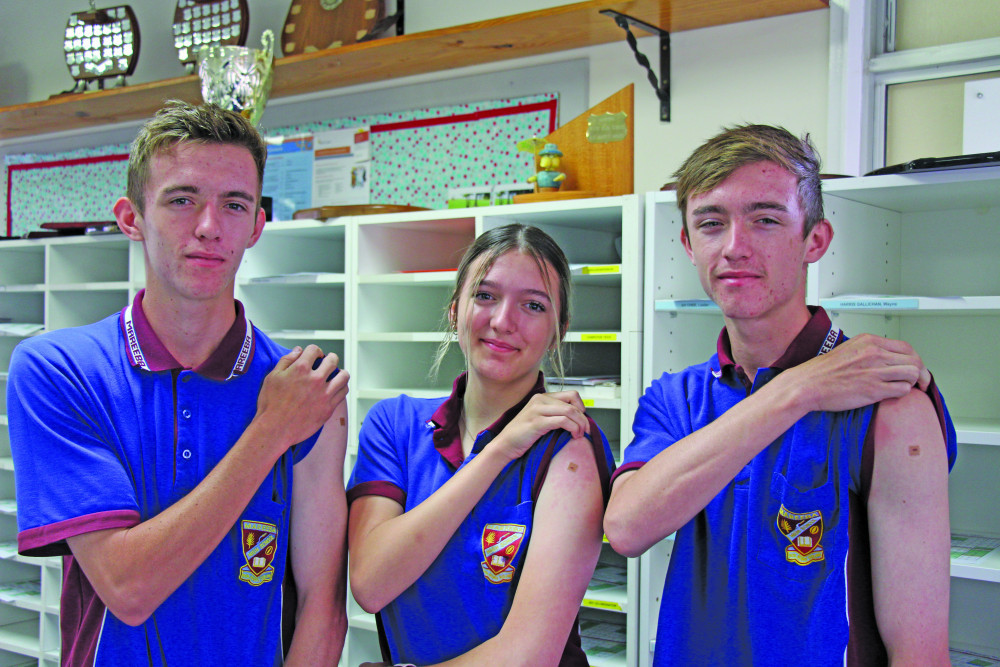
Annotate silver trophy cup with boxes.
[197,29,274,125]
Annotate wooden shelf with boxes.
[0,0,826,140]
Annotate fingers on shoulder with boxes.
[276,345,303,368]
[328,366,351,393]
[853,332,917,358]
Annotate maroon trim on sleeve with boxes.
[60,554,106,667]
[17,509,141,557]
[586,415,614,506]
[346,480,406,507]
[530,432,561,505]
[610,460,645,485]
[845,490,888,666]
[558,618,589,666]
[847,403,888,664]
[859,403,880,504]
[528,417,615,506]
[924,374,956,467]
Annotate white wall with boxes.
[0,0,579,106]
[0,1,830,194]
[594,10,830,193]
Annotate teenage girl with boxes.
[349,223,615,665]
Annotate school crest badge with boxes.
[777,505,824,565]
[239,520,278,586]
[481,523,526,584]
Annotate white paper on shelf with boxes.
[590,563,628,585]
[546,375,621,387]
[950,647,1000,666]
[0,580,40,602]
[0,541,18,559]
[580,635,626,657]
[579,618,628,642]
[249,272,329,284]
[0,322,44,336]
[950,534,1000,563]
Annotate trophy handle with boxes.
[260,29,275,58]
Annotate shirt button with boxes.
[181,375,192,383]
[182,408,192,419]
[182,449,192,459]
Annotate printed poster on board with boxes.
[312,127,371,207]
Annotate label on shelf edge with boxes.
[581,265,620,275]
[582,598,624,612]
[821,296,919,310]
[580,333,618,342]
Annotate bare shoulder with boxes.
[533,436,603,523]
[294,402,348,479]
[534,436,604,541]
[549,435,601,485]
[874,387,944,460]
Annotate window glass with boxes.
[885,71,1000,166]
[895,0,1000,51]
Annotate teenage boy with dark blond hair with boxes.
[605,124,955,666]
[9,101,350,665]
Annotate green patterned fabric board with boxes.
[3,93,555,237]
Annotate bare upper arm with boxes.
[66,526,148,625]
[290,402,349,588]
[346,495,404,557]
[873,386,946,463]
[491,436,605,659]
[868,386,950,515]
[868,386,951,663]
[293,401,347,495]
[606,468,636,505]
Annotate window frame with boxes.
[829,0,1000,175]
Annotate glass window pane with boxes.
[895,0,1000,51]
[885,71,1000,166]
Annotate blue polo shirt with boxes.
[615,308,957,666]
[7,290,318,666]
[347,372,615,665]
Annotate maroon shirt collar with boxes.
[119,289,255,381]
[429,371,547,469]
[715,306,841,376]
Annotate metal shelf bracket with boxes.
[600,9,671,122]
